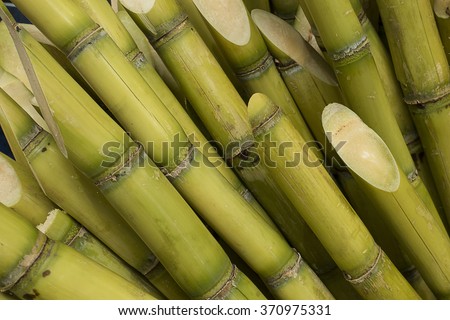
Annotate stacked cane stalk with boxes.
[0,0,449,300]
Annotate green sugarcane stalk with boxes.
[192,0,318,152]
[433,0,450,64]
[115,8,184,104]
[376,0,450,227]
[336,171,437,299]
[349,0,447,228]
[248,93,420,300]
[0,83,185,299]
[252,9,343,156]
[10,4,334,299]
[3,11,264,300]
[37,209,164,298]
[323,103,450,299]
[269,0,299,24]
[121,0,254,161]
[243,0,271,12]
[303,0,447,232]
[72,0,265,218]
[0,203,158,300]
[0,153,164,297]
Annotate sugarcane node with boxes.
[206,264,238,300]
[344,245,382,284]
[235,52,274,80]
[163,142,195,181]
[266,250,303,289]
[21,126,47,158]
[94,143,143,189]
[0,233,47,292]
[66,25,104,61]
[66,227,87,247]
[146,13,189,49]
[322,103,400,193]
[405,87,450,112]
[330,35,370,65]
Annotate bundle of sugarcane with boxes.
[1,0,450,300]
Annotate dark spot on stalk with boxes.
[23,289,40,300]
[42,270,51,277]
[41,147,47,153]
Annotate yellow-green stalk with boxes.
[434,0,450,64]
[192,0,318,150]
[249,93,420,300]
[252,9,343,155]
[3,11,264,300]
[303,0,446,231]
[0,83,184,298]
[13,4,335,299]
[0,152,163,297]
[121,0,254,161]
[336,170,437,300]
[349,0,446,228]
[376,0,450,227]
[0,203,157,300]
[323,103,450,299]
[72,0,265,217]
[269,0,299,24]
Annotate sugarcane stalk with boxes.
[0,292,16,300]
[0,203,157,300]
[323,103,450,299]
[120,0,254,161]
[0,151,164,297]
[248,93,420,299]
[252,9,343,156]
[3,10,264,300]
[348,0,447,228]
[0,85,185,299]
[269,0,299,24]
[303,0,447,231]
[71,0,265,218]
[192,0,318,152]
[12,5,335,299]
[433,0,450,64]
[115,8,184,104]
[336,170,436,299]
[243,0,271,12]
[376,0,450,227]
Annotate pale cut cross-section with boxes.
[119,0,155,14]
[0,155,22,207]
[193,0,251,46]
[322,103,400,192]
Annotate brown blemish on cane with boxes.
[42,270,51,277]
[22,289,40,300]
[41,147,47,153]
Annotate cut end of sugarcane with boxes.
[434,0,450,19]
[247,93,279,131]
[193,0,251,46]
[36,209,59,234]
[251,9,337,86]
[119,0,155,14]
[322,103,400,192]
[0,154,22,207]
